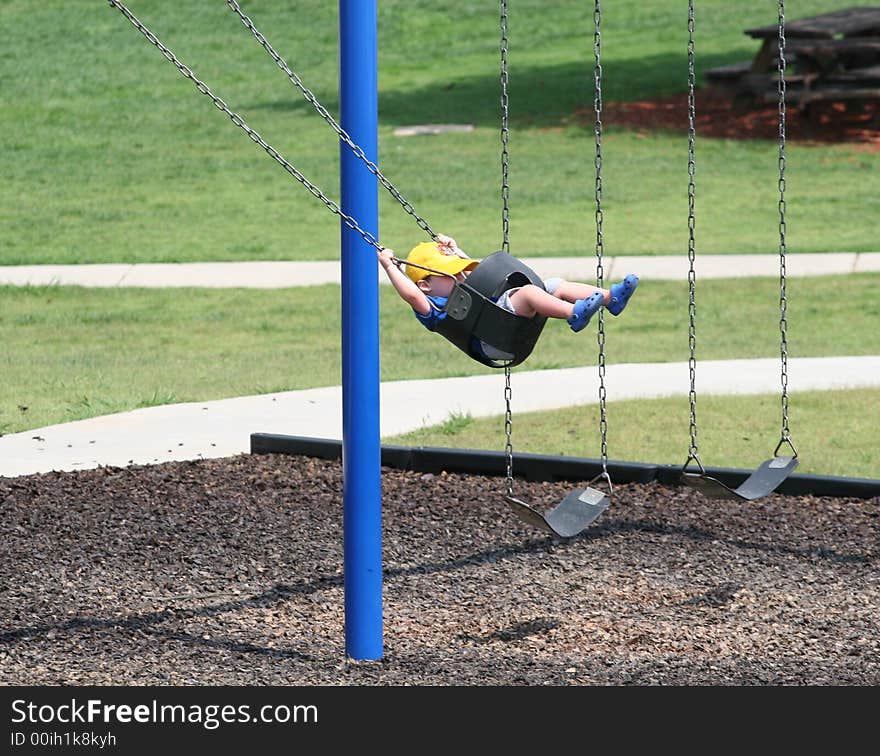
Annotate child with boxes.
[377,234,638,360]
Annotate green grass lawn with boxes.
[2,1,877,480]
[1,1,877,264]
[2,275,878,479]
[385,388,880,479]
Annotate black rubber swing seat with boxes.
[504,487,610,538]
[681,455,798,501]
[431,251,548,368]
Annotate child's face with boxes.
[421,272,467,298]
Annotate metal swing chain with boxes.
[593,0,610,484]
[776,0,797,460]
[504,369,514,497]
[499,0,515,497]
[684,0,703,473]
[225,0,435,241]
[500,0,512,255]
[106,0,426,251]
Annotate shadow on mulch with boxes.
[1,453,877,686]
[579,89,880,149]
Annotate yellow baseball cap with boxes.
[404,241,479,283]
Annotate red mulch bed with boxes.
[579,89,880,149]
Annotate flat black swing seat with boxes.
[504,487,610,538]
[681,455,798,501]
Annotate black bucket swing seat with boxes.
[406,250,548,369]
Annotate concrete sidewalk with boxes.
[1,252,879,288]
[2,355,878,479]
[1,255,877,479]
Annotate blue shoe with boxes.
[568,291,604,333]
[607,274,639,316]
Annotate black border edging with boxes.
[250,433,880,499]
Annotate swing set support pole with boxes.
[339,0,383,660]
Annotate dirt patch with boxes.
[1,454,877,685]
[579,89,880,149]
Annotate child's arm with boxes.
[377,247,432,315]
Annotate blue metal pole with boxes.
[339,0,383,660]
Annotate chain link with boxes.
[225,0,435,240]
[504,368,514,496]
[498,0,516,496]
[685,0,701,468]
[776,0,795,456]
[107,0,429,249]
[500,0,511,254]
[593,1,608,474]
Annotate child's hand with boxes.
[436,233,464,257]
[377,246,396,269]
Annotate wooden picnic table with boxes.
[745,5,880,39]
[707,6,880,112]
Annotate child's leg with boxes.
[550,280,611,306]
[507,284,575,319]
[507,283,605,332]
[548,277,640,315]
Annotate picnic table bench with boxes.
[706,6,880,112]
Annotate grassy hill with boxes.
[2,0,876,264]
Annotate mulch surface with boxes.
[580,89,880,149]
[1,453,877,686]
